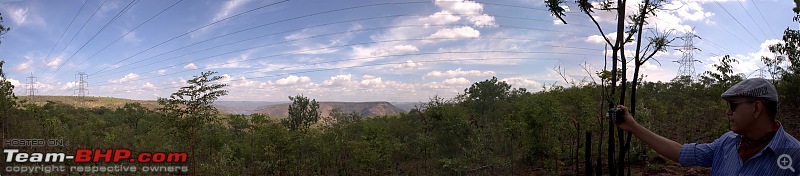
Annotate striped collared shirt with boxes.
[679,123,800,175]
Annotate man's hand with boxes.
[615,105,639,132]
[613,105,682,163]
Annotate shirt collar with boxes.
[765,121,788,151]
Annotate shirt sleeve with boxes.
[679,132,733,167]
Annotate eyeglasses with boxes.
[728,101,756,111]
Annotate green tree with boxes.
[0,61,17,144]
[764,10,800,129]
[463,76,512,102]
[702,55,744,87]
[282,94,320,132]
[459,77,526,128]
[0,12,14,151]
[546,0,675,174]
[0,12,10,45]
[158,71,228,175]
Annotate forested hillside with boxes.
[255,101,405,119]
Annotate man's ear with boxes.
[753,101,762,118]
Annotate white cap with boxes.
[721,78,779,102]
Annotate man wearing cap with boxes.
[615,78,800,175]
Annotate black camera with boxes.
[607,108,625,124]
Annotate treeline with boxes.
[1,67,798,175]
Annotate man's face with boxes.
[726,97,758,134]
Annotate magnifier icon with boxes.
[778,154,795,172]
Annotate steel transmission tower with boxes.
[675,30,702,80]
[26,73,37,102]
[75,72,88,98]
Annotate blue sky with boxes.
[0,0,796,101]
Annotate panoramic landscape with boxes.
[1,0,799,175]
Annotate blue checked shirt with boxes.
[679,123,800,175]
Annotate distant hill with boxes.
[19,96,411,117]
[20,96,253,114]
[391,102,425,112]
[20,96,161,110]
[255,102,405,118]
[213,101,287,115]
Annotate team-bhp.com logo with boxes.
[4,139,189,174]
[4,149,187,163]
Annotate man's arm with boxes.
[616,105,682,163]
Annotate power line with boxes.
[713,0,761,43]
[89,0,291,76]
[96,14,593,78]
[90,1,596,78]
[88,1,431,76]
[89,49,601,88]
[92,12,594,77]
[698,37,734,54]
[86,1,596,82]
[53,0,185,83]
[89,55,601,93]
[621,4,756,52]
[41,1,88,70]
[37,1,607,95]
[43,0,108,79]
[735,0,769,39]
[749,0,778,37]
[91,24,596,80]
[44,0,138,84]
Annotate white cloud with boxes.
[61,81,79,90]
[395,60,423,69]
[2,78,21,87]
[652,10,693,33]
[212,0,250,22]
[207,50,257,69]
[435,0,483,15]
[285,30,311,41]
[273,75,311,86]
[374,45,419,56]
[206,60,252,69]
[443,77,470,85]
[586,35,606,44]
[142,82,157,90]
[664,0,714,22]
[46,57,62,68]
[15,60,32,71]
[501,77,542,91]
[184,63,197,69]
[157,69,166,75]
[467,14,496,27]
[706,39,783,77]
[424,68,495,78]
[122,31,142,43]
[2,6,45,26]
[109,73,140,83]
[418,11,461,26]
[323,74,353,86]
[352,44,420,58]
[428,26,480,39]
[360,75,383,87]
